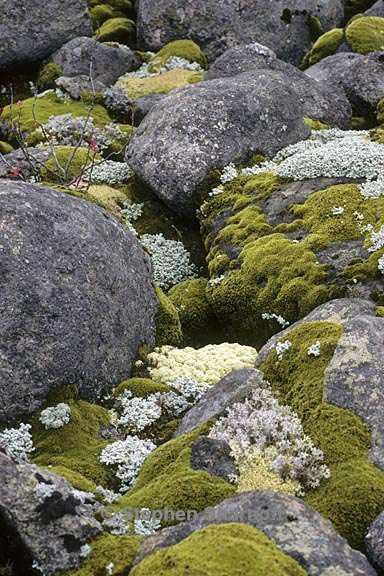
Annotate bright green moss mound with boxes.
[113,377,171,398]
[131,524,306,576]
[40,146,101,184]
[96,17,135,43]
[346,16,384,54]
[148,39,208,72]
[116,68,204,100]
[114,426,235,518]
[303,28,344,67]
[168,278,222,346]
[90,4,115,26]
[0,92,110,139]
[155,286,183,347]
[47,465,97,493]
[32,396,113,488]
[37,62,63,89]
[65,534,141,575]
[0,141,13,154]
[260,321,384,550]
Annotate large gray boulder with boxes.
[0,447,101,575]
[366,510,384,571]
[136,0,344,64]
[51,37,140,86]
[256,298,384,469]
[134,491,376,574]
[127,71,313,216]
[366,0,384,16]
[0,180,158,422]
[0,0,92,70]
[306,51,384,115]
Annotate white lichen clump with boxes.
[275,340,292,360]
[40,114,124,150]
[39,403,71,429]
[308,341,321,357]
[147,343,258,387]
[86,160,133,184]
[261,312,290,328]
[0,423,35,460]
[140,233,198,290]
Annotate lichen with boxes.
[131,524,307,576]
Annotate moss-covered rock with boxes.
[131,524,306,576]
[155,286,183,347]
[148,39,208,73]
[64,534,142,575]
[0,141,13,154]
[90,4,116,27]
[302,28,344,67]
[346,16,384,54]
[96,17,135,43]
[113,426,236,518]
[31,392,113,489]
[116,68,204,100]
[37,62,63,89]
[40,146,101,183]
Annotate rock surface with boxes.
[190,436,238,481]
[136,0,344,64]
[0,0,92,69]
[0,447,101,575]
[134,491,376,574]
[51,37,140,86]
[366,510,384,571]
[0,180,158,422]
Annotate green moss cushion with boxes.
[148,39,208,72]
[303,28,344,67]
[346,16,384,53]
[131,524,307,576]
[96,17,135,43]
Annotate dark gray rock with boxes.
[0,148,51,180]
[132,94,168,125]
[137,0,344,65]
[207,43,284,79]
[190,436,238,481]
[51,37,140,86]
[55,75,107,100]
[0,1,92,70]
[256,298,384,469]
[366,510,384,571]
[0,447,101,575]
[365,0,384,16]
[175,369,266,436]
[127,71,311,216]
[306,51,384,114]
[0,180,158,422]
[134,491,376,575]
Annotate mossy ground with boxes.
[131,524,306,576]
[40,146,101,184]
[260,321,384,550]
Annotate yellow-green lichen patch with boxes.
[148,39,208,73]
[64,534,142,576]
[260,321,384,550]
[131,524,307,576]
[116,68,204,100]
[113,426,235,520]
[346,16,384,54]
[31,396,113,489]
[302,28,344,67]
[96,17,135,43]
[0,92,111,140]
[155,286,183,347]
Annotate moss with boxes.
[302,28,344,67]
[168,278,223,346]
[148,39,208,73]
[46,465,97,493]
[96,17,135,43]
[260,321,384,550]
[114,426,236,518]
[116,68,204,100]
[31,397,113,488]
[0,92,110,141]
[106,0,133,14]
[131,523,306,576]
[370,127,384,143]
[64,534,141,576]
[303,117,329,130]
[377,98,384,125]
[86,184,129,217]
[113,377,171,398]
[0,141,13,154]
[376,305,384,317]
[155,286,183,347]
[37,62,63,89]
[40,146,101,183]
[346,16,384,54]
[90,4,116,26]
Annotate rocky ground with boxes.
[1,0,384,575]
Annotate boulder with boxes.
[127,71,312,216]
[51,37,140,86]
[134,491,376,575]
[207,43,289,79]
[0,180,158,422]
[366,510,384,571]
[0,447,101,575]
[136,0,344,64]
[366,0,384,16]
[306,51,384,114]
[190,436,238,482]
[0,0,92,70]
[175,368,266,436]
[55,75,107,100]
